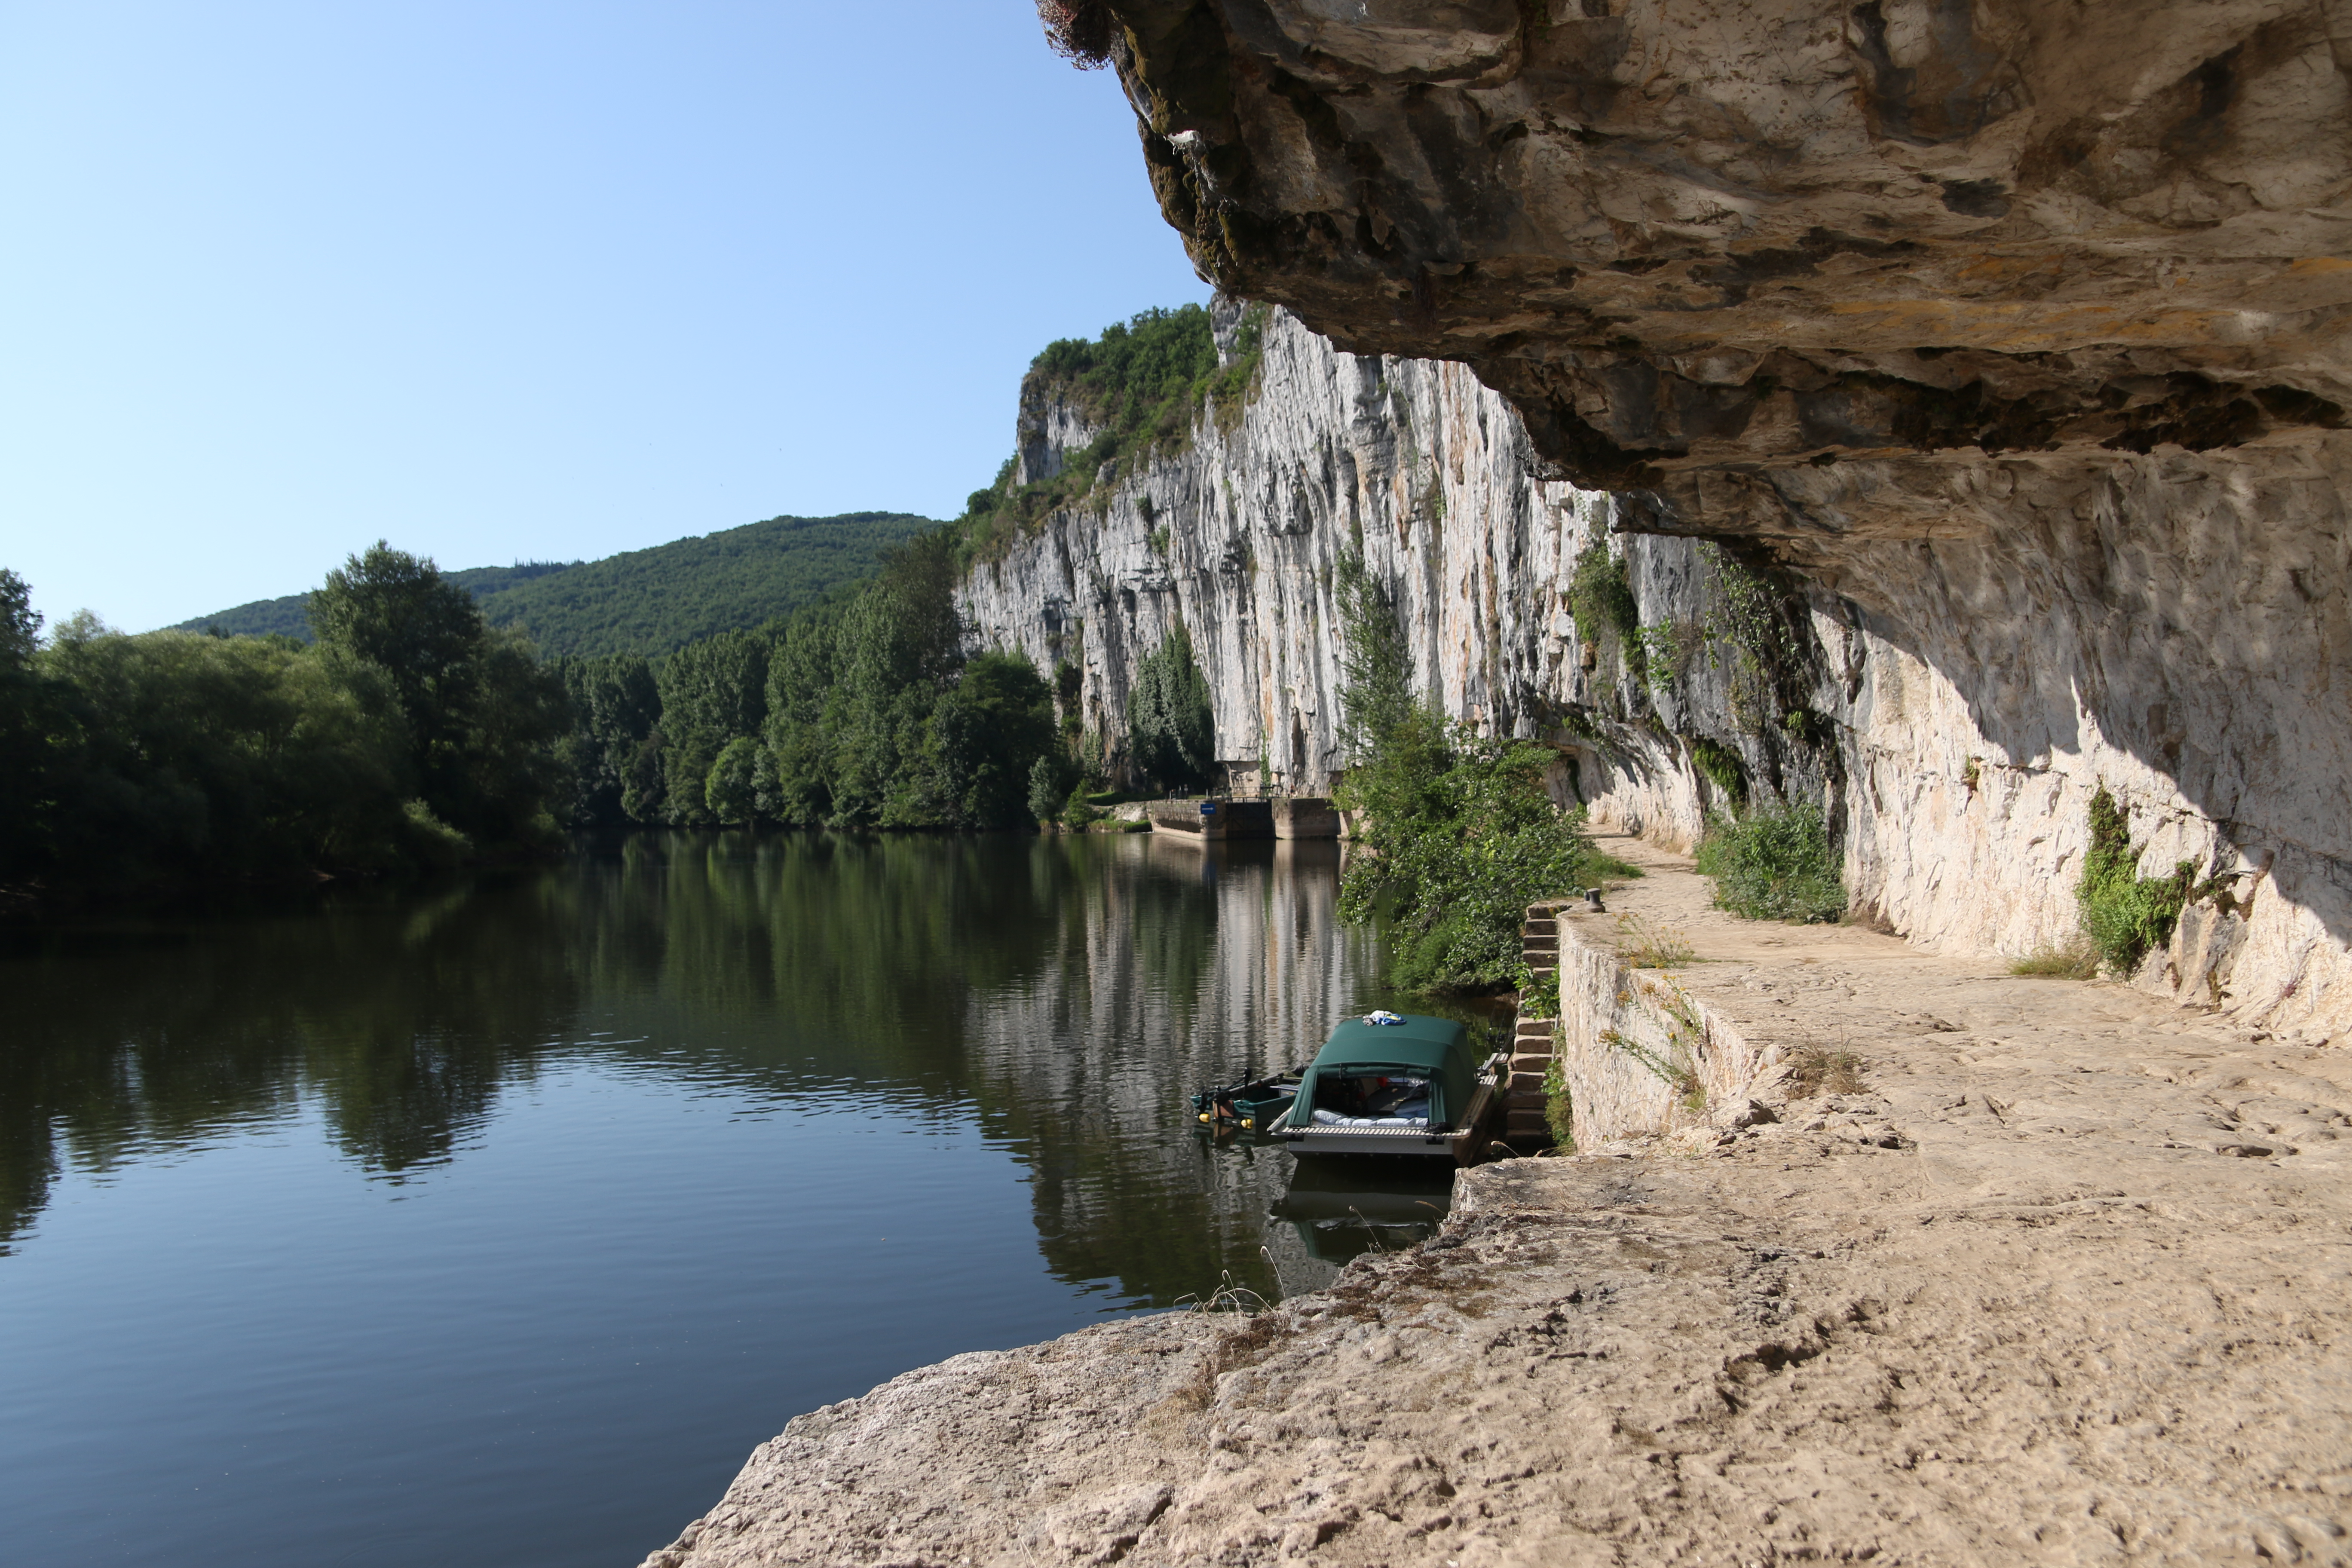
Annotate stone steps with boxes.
[1510,908,1571,1146]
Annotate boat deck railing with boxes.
[1292,1120,1449,1139]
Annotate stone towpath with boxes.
[641,847,2352,1568]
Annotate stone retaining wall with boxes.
[1522,899,1781,1149]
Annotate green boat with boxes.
[1269,1012,1505,1162]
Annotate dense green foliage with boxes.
[653,628,775,826]
[0,572,52,876]
[1331,562,1628,993]
[487,512,931,657]
[0,549,567,892]
[1127,624,1216,794]
[958,305,1266,561]
[1341,720,1627,992]
[1687,736,1749,806]
[1694,802,1847,922]
[549,652,662,827]
[540,529,1062,835]
[311,543,569,849]
[173,513,932,658]
[2076,784,2197,976]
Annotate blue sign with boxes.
[1200,802,1218,815]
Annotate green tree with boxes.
[0,570,57,876]
[1331,567,1627,992]
[309,542,486,780]
[456,633,570,846]
[1334,554,1414,762]
[655,629,772,826]
[759,603,844,826]
[1028,753,1078,826]
[933,650,1058,828]
[1127,624,1215,793]
[34,619,418,882]
[833,531,966,827]
[704,735,763,826]
[552,652,662,827]
[307,542,566,848]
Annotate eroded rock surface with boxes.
[640,860,2352,1564]
[1028,3,2352,1029]
[1106,0,2350,481]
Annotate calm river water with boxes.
[0,832,1478,1568]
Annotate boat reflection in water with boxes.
[1262,1156,1457,1301]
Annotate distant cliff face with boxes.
[987,1,2352,1038]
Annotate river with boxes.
[0,831,1482,1568]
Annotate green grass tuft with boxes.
[2009,941,2101,979]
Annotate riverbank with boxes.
[641,848,2352,1567]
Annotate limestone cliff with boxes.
[986,0,2352,1040]
[958,284,2340,1044]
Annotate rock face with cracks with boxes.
[1055,0,2352,1032]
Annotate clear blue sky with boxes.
[0,2,1210,631]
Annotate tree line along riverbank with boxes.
[0,307,1237,903]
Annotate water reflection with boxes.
[1,831,1437,1304]
[1265,1158,1458,1300]
[1,831,1518,1568]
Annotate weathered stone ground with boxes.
[641,854,2352,1568]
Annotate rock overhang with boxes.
[1099,0,2352,495]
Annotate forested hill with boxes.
[170,511,935,657]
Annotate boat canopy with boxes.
[1296,1014,1474,1128]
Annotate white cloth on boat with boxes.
[1311,1100,1430,1129]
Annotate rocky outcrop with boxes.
[973,0,2352,1036]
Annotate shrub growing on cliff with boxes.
[1694,802,1846,923]
[956,304,1270,561]
[1568,540,1643,682]
[2076,784,2196,977]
